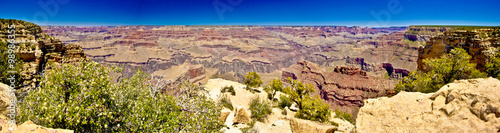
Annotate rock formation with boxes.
[356,77,500,133]
[417,27,500,71]
[404,26,454,41]
[0,19,86,91]
[282,61,394,119]
[289,117,337,133]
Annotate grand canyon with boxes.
[1,0,500,132]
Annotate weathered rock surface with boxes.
[418,27,500,71]
[282,61,394,119]
[0,115,73,133]
[219,108,232,122]
[0,83,12,116]
[289,117,337,133]
[356,77,500,133]
[233,106,251,124]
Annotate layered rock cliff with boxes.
[417,27,500,71]
[0,19,86,90]
[356,77,500,132]
[404,26,454,41]
[281,61,394,119]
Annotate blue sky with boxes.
[1,0,499,27]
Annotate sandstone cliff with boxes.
[0,19,86,91]
[417,27,500,71]
[356,77,500,133]
[404,26,454,41]
[282,61,394,119]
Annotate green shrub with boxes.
[248,96,272,122]
[244,72,263,88]
[219,94,234,110]
[263,79,284,100]
[278,95,292,109]
[486,52,500,80]
[330,121,339,127]
[283,77,315,108]
[295,96,331,123]
[221,85,236,95]
[395,48,487,93]
[18,60,223,132]
[334,109,354,124]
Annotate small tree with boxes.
[244,72,263,88]
[283,77,315,108]
[263,79,283,100]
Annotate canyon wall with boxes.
[417,27,500,71]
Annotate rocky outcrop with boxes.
[0,83,12,116]
[356,78,500,133]
[153,63,206,84]
[233,106,251,124]
[417,27,500,71]
[404,26,454,41]
[289,117,337,133]
[0,116,73,133]
[219,108,232,122]
[0,19,86,90]
[282,61,394,119]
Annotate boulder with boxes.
[219,108,232,122]
[0,115,73,133]
[289,118,337,133]
[356,78,500,133]
[0,83,12,116]
[233,106,251,124]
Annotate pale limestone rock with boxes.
[356,78,500,133]
[289,118,337,133]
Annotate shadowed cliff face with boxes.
[43,26,413,82]
[417,27,500,71]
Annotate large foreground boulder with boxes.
[356,77,500,133]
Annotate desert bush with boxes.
[263,79,284,101]
[248,96,272,122]
[395,48,487,93]
[295,96,331,123]
[221,85,236,95]
[244,72,263,88]
[219,94,234,110]
[278,95,292,109]
[486,52,500,80]
[18,60,222,132]
[283,77,315,108]
[334,109,354,124]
